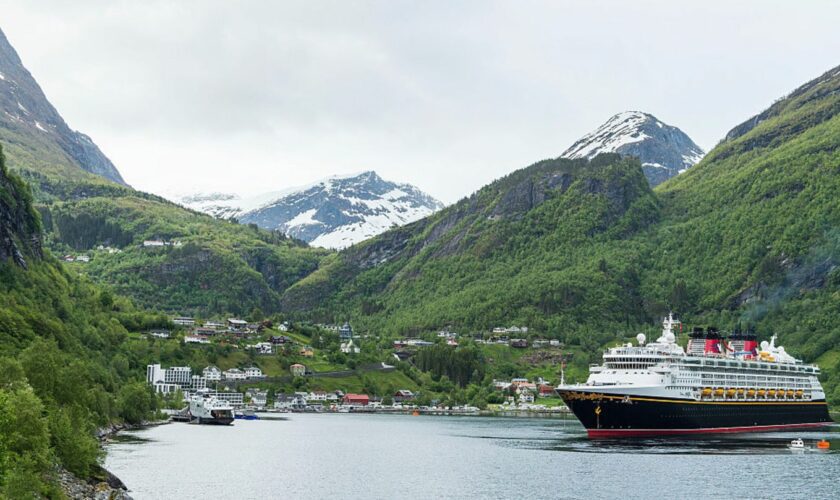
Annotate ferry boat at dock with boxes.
[188,389,234,425]
[556,314,832,438]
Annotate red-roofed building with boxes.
[538,384,556,397]
[343,394,370,406]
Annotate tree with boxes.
[49,405,102,477]
[117,382,153,424]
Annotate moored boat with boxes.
[556,314,832,438]
[189,389,234,425]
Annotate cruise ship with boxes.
[556,314,832,437]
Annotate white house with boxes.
[340,338,360,354]
[149,329,170,339]
[307,391,328,402]
[184,335,209,344]
[224,368,246,380]
[244,366,264,379]
[143,240,165,247]
[75,255,90,263]
[278,322,289,332]
[203,365,222,381]
[518,391,535,404]
[247,342,273,355]
[172,316,195,326]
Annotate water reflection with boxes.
[504,421,840,455]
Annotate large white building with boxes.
[147,364,196,394]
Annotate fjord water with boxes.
[105,415,838,500]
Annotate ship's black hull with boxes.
[557,390,832,438]
[194,416,234,425]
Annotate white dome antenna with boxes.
[636,333,646,346]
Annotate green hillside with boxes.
[0,146,165,496]
[39,191,327,316]
[282,64,840,403]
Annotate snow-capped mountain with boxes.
[173,171,443,250]
[561,111,705,186]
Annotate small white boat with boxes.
[788,438,805,450]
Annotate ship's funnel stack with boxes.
[729,326,746,353]
[704,327,722,354]
[743,325,758,358]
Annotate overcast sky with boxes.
[2,1,839,203]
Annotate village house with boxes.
[247,323,262,332]
[493,380,512,391]
[148,329,170,339]
[278,322,289,332]
[343,393,370,406]
[246,389,268,408]
[393,390,415,403]
[299,346,314,357]
[75,254,90,263]
[306,391,328,402]
[446,339,458,346]
[269,335,291,345]
[247,342,273,355]
[244,366,264,379]
[203,365,222,381]
[205,321,225,329]
[518,391,535,404]
[290,363,306,377]
[549,340,562,347]
[143,240,165,247]
[193,327,218,336]
[224,368,247,380]
[510,339,528,348]
[184,335,210,344]
[532,339,549,348]
[538,385,556,398]
[340,338,360,354]
[227,318,248,331]
[339,322,353,340]
[173,316,196,326]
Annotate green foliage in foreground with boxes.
[0,151,161,495]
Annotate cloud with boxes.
[1,0,840,202]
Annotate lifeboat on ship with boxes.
[714,388,724,397]
[786,390,795,398]
[701,388,712,398]
[726,389,736,398]
[795,390,804,397]
[747,389,756,397]
[757,389,766,397]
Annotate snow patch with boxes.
[0,72,5,81]
[34,121,47,132]
[561,111,651,159]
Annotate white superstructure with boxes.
[563,313,825,402]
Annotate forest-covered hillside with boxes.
[0,146,166,496]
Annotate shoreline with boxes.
[60,419,174,499]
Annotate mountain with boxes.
[0,27,125,186]
[282,64,840,404]
[175,171,444,250]
[561,111,704,186]
[281,153,659,330]
[0,27,326,316]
